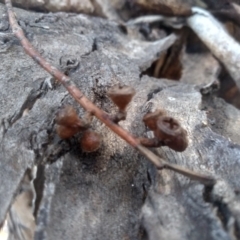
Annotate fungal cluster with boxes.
[55,85,188,153]
[142,110,188,152]
[55,105,101,152]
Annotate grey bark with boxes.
[0,4,240,240]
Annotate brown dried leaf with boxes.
[4,0,94,14]
[133,0,192,16]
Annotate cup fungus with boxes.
[55,106,101,151]
[55,105,88,139]
[155,116,188,152]
[107,85,136,112]
[142,110,165,130]
[141,110,188,152]
[56,125,79,139]
[80,130,101,152]
[55,105,84,129]
[107,85,136,122]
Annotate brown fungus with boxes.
[56,125,79,139]
[139,137,162,148]
[80,130,101,152]
[155,116,188,152]
[141,112,188,152]
[55,105,89,139]
[55,105,85,129]
[107,85,136,112]
[154,116,182,139]
[142,110,165,130]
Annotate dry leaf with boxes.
[132,0,192,16]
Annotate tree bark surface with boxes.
[0,4,240,240]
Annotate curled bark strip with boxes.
[4,0,215,185]
[187,7,240,91]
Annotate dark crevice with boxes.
[147,87,163,101]
[30,128,72,165]
[203,184,238,239]
[141,168,154,203]
[81,38,98,57]
[33,165,45,218]
[1,167,37,237]
[138,225,149,240]
[118,23,128,35]
[142,45,182,80]
[144,83,178,102]
[234,221,240,240]
[217,66,240,109]
[0,118,10,136]
[9,89,44,126]
[92,38,98,52]
[8,77,54,128]
[201,0,231,10]
[185,28,209,54]
[215,201,233,231]
[203,185,214,202]
[142,29,187,81]
[142,184,148,203]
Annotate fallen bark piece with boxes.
[140,75,240,240]
[5,0,210,186]
[0,3,173,238]
[1,2,240,240]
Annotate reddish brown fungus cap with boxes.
[155,116,182,138]
[164,132,188,152]
[56,125,79,139]
[80,130,101,152]
[155,116,188,152]
[107,85,136,111]
[56,105,83,128]
[142,110,165,130]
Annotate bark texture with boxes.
[0,3,240,240]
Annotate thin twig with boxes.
[5,0,215,186]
